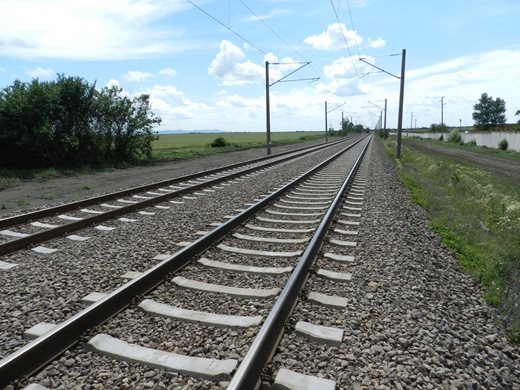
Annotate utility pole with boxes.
[325,101,328,142]
[360,50,406,157]
[265,61,271,155]
[325,101,346,141]
[264,61,319,155]
[410,112,414,129]
[440,96,446,131]
[384,98,387,131]
[367,99,387,132]
[396,49,406,159]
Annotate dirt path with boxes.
[405,139,520,183]
[0,140,327,217]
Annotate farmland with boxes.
[151,131,326,160]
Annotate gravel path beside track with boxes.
[0,139,327,216]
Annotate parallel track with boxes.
[0,136,371,388]
[0,138,355,256]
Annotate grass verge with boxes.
[383,138,520,342]
[409,137,520,162]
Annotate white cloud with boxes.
[304,23,362,51]
[105,79,120,88]
[0,0,193,60]
[323,55,374,79]
[24,66,55,78]
[208,40,264,86]
[123,70,154,82]
[368,37,386,49]
[159,67,177,77]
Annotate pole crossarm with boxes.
[277,77,320,84]
[327,102,346,114]
[269,61,315,87]
[367,101,384,110]
[359,58,400,79]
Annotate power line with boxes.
[185,0,267,55]
[345,0,361,56]
[329,0,359,76]
[236,0,320,78]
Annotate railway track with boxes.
[1,136,371,388]
[0,137,355,257]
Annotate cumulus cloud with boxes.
[208,40,264,86]
[304,23,362,51]
[24,66,55,78]
[0,0,192,60]
[159,67,177,77]
[123,70,154,82]
[368,37,386,49]
[105,79,120,88]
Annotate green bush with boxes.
[439,134,444,141]
[467,139,477,146]
[210,137,228,147]
[499,139,508,150]
[448,129,462,144]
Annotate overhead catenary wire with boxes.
[329,0,359,76]
[236,0,320,78]
[185,0,267,55]
[346,0,361,56]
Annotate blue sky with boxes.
[0,0,519,132]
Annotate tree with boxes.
[472,93,506,131]
[516,109,520,124]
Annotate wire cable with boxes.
[236,0,320,78]
[329,0,359,76]
[345,0,361,56]
[185,0,267,55]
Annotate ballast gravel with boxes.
[269,139,520,389]
[8,137,519,389]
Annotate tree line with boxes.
[0,74,161,169]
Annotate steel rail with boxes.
[227,135,372,390]
[0,137,368,388]
[0,138,353,256]
[0,138,350,229]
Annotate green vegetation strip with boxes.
[151,132,326,160]
[383,139,520,342]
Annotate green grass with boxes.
[408,137,520,162]
[152,131,325,160]
[383,138,520,342]
[0,132,327,184]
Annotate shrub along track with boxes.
[1,137,371,388]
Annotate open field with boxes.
[383,137,520,341]
[152,131,325,159]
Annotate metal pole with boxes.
[410,112,413,129]
[325,101,328,142]
[440,96,445,131]
[265,61,271,155]
[396,49,406,159]
[384,98,387,130]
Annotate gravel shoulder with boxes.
[405,139,520,182]
[0,139,327,217]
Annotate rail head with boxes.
[226,135,372,390]
[0,136,368,388]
